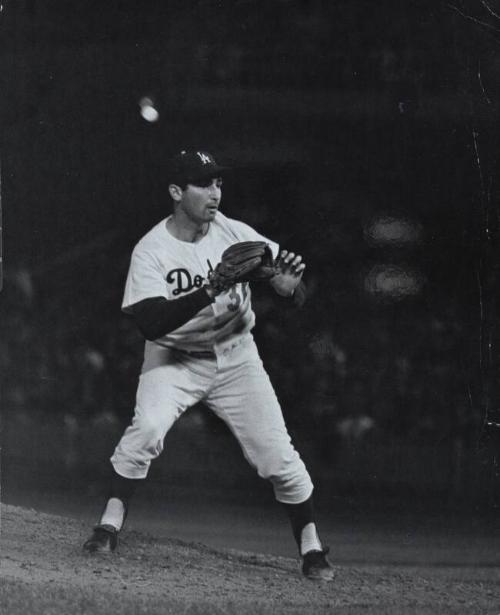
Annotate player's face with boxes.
[179,177,223,224]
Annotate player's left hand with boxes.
[270,250,306,297]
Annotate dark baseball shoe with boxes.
[302,547,334,581]
[83,524,118,553]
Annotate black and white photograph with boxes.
[1,1,499,613]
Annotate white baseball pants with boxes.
[110,335,313,505]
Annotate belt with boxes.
[178,349,216,359]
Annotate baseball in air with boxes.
[139,96,159,123]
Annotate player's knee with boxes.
[133,414,166,449]
[256,448,301,483]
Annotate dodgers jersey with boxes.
[122,212,279,352]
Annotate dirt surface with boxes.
[1,503,499,615]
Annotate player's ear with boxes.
[168,183,183,202]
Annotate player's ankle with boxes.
[299,522,322,556]
[100,497,126,531]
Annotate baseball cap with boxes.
[168,150,230,185]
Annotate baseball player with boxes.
[83,150,333,581]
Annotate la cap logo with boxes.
[197,152,211,165]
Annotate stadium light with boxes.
[364,215,422,246]
[364,264,424,298]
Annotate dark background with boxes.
[2,0,500,513]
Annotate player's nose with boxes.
[207,184,221,201]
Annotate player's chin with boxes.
[205,207,218,219]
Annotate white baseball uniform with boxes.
[110,211,313,505]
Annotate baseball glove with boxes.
[208,241,278,294]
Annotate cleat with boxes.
[302,547,334,581]
[83,524,118,553]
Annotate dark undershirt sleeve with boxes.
[126,289,214,341]
[128,280,306,341]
